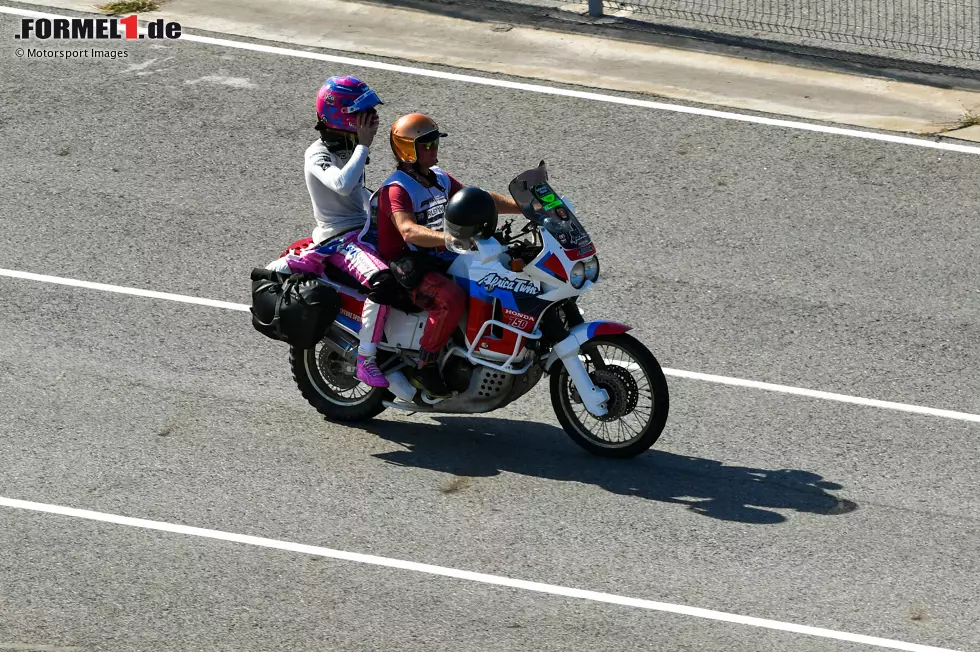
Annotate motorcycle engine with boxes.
[443,357,475,393]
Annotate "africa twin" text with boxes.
[478,273,540,296]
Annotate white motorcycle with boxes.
[288,162,670,458]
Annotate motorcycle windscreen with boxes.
[508,161,549,218]
[508,161,592,252]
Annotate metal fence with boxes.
[579,0,980,63]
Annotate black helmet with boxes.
[444,186,499,251]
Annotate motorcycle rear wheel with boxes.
[289,339,390,422]
[550,333,669,458]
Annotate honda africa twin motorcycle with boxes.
[282,162,669,458]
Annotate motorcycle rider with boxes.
[267,76,392,388]
[370,112,523,398]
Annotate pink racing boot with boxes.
[356,355,389,388]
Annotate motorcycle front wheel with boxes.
[289,339,390,422]
[550,333,669,458]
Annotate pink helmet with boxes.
[315,76,383,133]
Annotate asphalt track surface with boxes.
[2,9,980,652]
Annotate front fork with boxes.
[539,302,635,419]
[550,335,610,417]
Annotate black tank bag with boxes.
[249,268,341,349]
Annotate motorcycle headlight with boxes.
[584,256,599,282]
[570,262,586,289]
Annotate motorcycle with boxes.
[283,161,670,458]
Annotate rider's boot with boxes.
[411,349,453,398]
[356,354,389,388]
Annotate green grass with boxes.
[97,0,161,14]
[957,109,980,128]
[938,108,980,134]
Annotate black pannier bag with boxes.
[249,268,341,349]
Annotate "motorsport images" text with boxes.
[17,47,130,59]
[15,16,182,40]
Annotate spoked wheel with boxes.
[550,333,669,458]
[289,337,390,422]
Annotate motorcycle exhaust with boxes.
[321,326,359,375]
[323,326,358,362]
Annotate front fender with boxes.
[544,320,631,372]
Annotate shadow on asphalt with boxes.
[346,415,858,525]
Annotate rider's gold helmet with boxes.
[389,113,447,163]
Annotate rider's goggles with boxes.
[415,130,443,151]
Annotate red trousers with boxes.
[409,271,466,362]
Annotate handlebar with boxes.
[494,218,537,246]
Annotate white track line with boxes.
[0,496,963,652]
[2,4,980,156]
[662,368,980,423]
[0,646,83,652]
[2,267,979,424]
[0,268,251,313]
